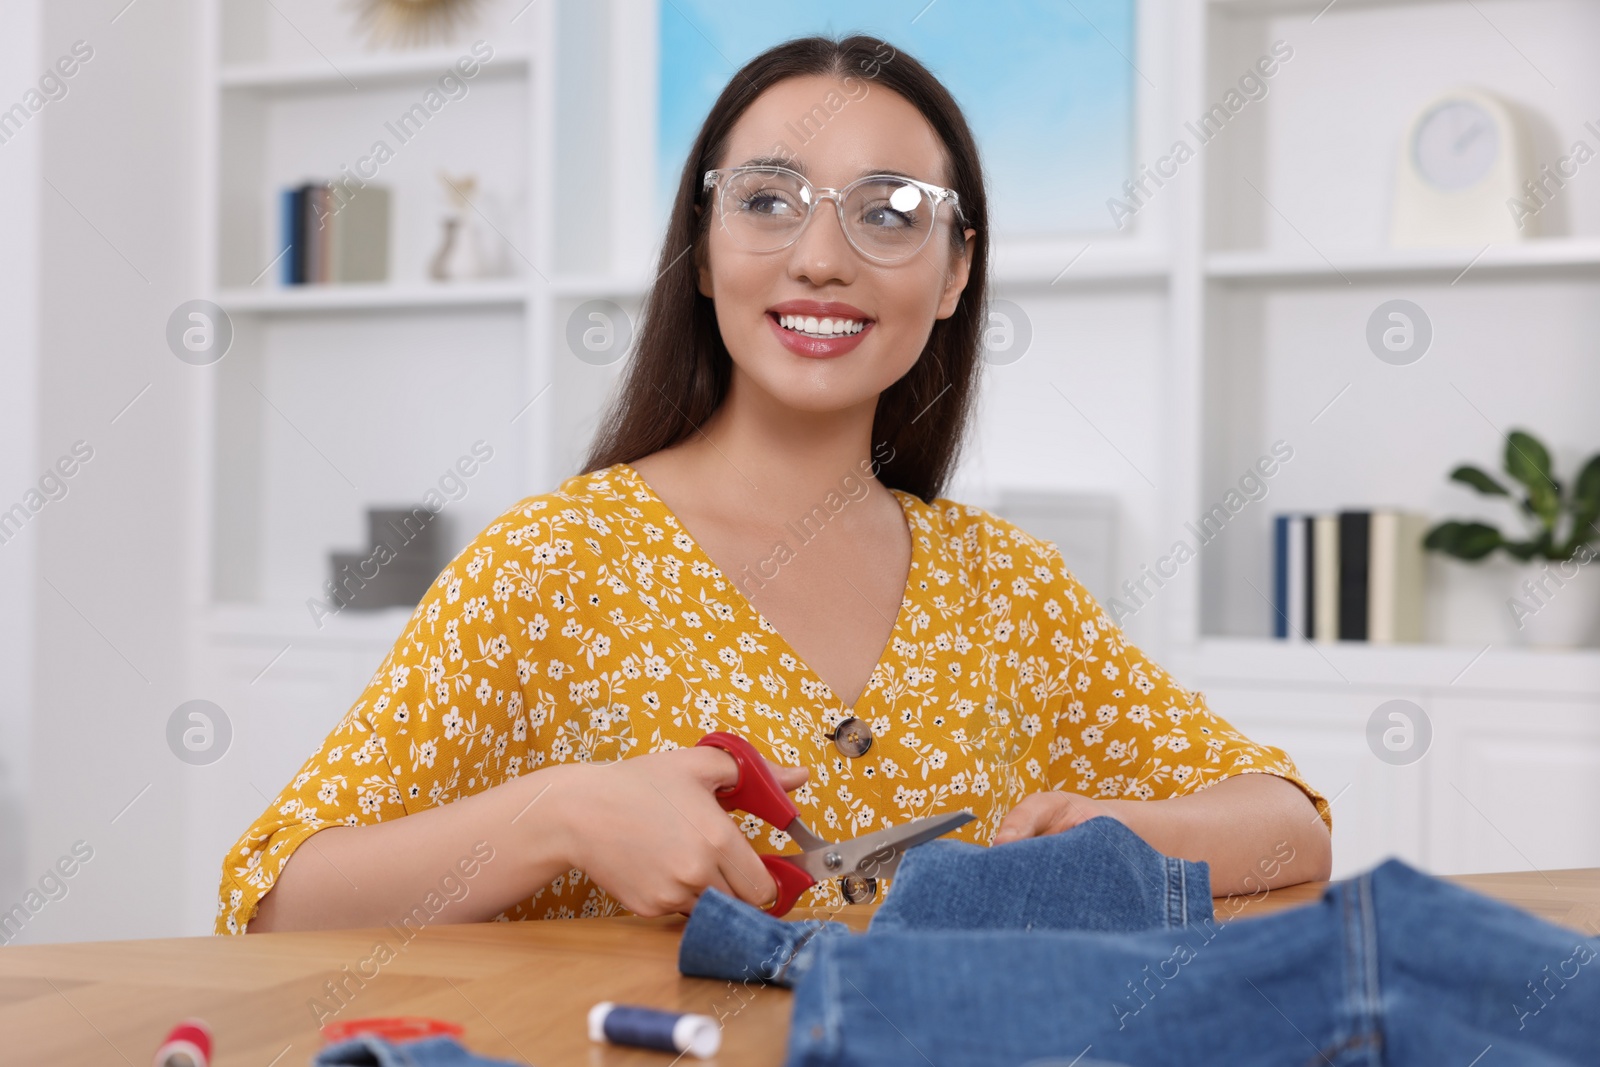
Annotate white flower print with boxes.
[217,464,1326,934]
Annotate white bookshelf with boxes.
[1207,237,1600,281]
[216,279,529,312]
[178,0,1600,928]
[220,46,533,92]
[1181,0,1600,879]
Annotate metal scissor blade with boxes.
[790,810,975,883]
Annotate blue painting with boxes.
[657,0,1137,238]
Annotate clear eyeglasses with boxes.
[701,164,966,265]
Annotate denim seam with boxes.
[818,941,843,1063]
[1357,870,1384,1061]
[772,919,833,986]
[1329,873,1384,1066]
[1164,855,1184,928]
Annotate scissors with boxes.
[695,730,974,916]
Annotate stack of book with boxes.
[1272,510,1430,643]
[280,181,391,285]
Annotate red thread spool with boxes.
[152,1018,212,1067]
[320,1017,465,1044]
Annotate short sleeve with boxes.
[1037,545,1332,833]
[215,512,530,934]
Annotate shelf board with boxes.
[990,240,1170,289]
[204,602,416,649]
[220,47,531,93]
[1171,636,1600,699]
[1206,239,1600,283]
[217,280,527,314]
[546,275,652,299]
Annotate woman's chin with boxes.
[744,372,879,416]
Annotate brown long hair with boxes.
[577,34,990,504]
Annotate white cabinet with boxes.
[1427,698,1600,874]
[184,606,412,932]
[1178,640,1600,880]
[1197,685,1427,879]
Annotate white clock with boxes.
[1391,86,1532,247]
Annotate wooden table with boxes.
[4,869,1598,1067]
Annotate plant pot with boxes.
[1505,552,1600,649]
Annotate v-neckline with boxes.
[615,461,921,713]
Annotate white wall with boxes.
[0,0,42,916]
[15,0,199,944]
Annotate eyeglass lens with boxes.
[717,170,941,262]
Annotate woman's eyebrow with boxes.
[734,156,923,182]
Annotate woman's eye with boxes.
[860,203,916,229]
[740,192,798,216]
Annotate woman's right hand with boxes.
[552,745,810,917]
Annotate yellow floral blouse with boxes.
[217,462,1330,933]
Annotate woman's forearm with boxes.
[1101,772,1332,895]
[247,763,582,933]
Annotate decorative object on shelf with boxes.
[429,171,487,282]
[1272,510,1428,645]
[351,0,484,49]
[1391,86,1533,247]
[280,181,390,285]
[324,506,444,614]
[1424,430,1600,648]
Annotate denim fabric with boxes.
[784,857,1600,1067]
[870,816,1210,933]
[311,1035,525,1067]
[678,883,858,988]
[678,817,1210,988]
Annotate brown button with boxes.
[827,716,873,758]
[839,873,878,904]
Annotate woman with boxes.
[220,35,1331,935]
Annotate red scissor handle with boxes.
[695,731,815,916]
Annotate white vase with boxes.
[1504,553,1600,649]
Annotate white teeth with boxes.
[776,313,867,337]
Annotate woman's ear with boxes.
[693,205,714,298]
[935,227,977,320]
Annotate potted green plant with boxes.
[1424,430,1600,647]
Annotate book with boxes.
[280,187,297,286]
[1273,515,1289,638]
[1272,514,1310,640]
[1338,510,1371,641]
[1301,515,1317,639]
[305,184,326,284]
[287,183,309,285]
[1367,510,1429,643]
[330,184,390,284]
[1312,513,1340,641]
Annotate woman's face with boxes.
[697,73,976,416]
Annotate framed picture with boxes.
[656,0,1137,239]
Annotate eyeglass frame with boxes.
[700,164,969,264]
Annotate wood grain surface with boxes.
[3,869,1597,1066]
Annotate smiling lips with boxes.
[766,301,875,359]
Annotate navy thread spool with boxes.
[587,1002,721,1059]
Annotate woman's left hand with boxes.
[993,790,1118,845]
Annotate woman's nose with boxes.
[786,194,857,285]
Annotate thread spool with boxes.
[152,1018,212,1067]
[587,1002,720,1059]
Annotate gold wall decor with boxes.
[352,0,484,48]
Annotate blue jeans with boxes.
[785,857,1600,1066]
[678,816,1212,988]
[679,818,1600,1066]
[311,1035,523,1066]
